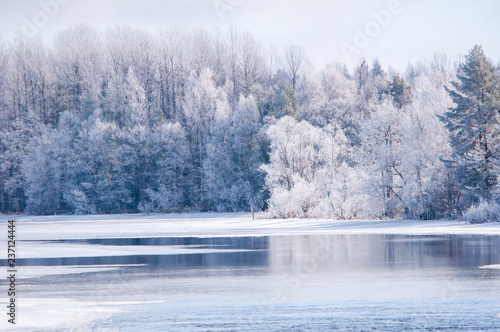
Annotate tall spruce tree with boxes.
[439,45,500,204]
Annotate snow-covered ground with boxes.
[1,212,500,241]
[4,298,164,331]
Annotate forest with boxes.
[1,25,499,222]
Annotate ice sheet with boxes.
[1,298,163,331]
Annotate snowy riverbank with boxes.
[2,212,500,241]
[2,212,500,263]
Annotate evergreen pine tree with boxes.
[439,45,500,204]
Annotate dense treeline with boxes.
[0,25,499,221]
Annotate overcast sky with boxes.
[1,0,499,71]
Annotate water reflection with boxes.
[14,252,268,269]
[53,236,270,250]
[269,234,500,271]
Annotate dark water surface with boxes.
[13,235,500,330]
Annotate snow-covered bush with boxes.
[262,116,363,219]
[64,189,96,215]
[462,201,500,224]
[267,179,318,218]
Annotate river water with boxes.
[11,234,500,330]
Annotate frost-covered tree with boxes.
[354,59,374,100]
[262,117,323,218]
[53,25,103,117]
[283,45,306,93]
[0,116,43,213]
[360,99,405,218]
[157,28,187,120]
[400,99,449,219]
[400,59,457,219]
[298,64,355,128]
[181,68,231,209]
[105,26,161,125]
[123,69,148,127]
[389,73,412,109]
[121,124,156,211]
[371,58,390,99]
[239,32,265,98]
[104,26,159,128]
[0,39,8,124]
[8,36,54,124]
[262,116,361,218]
[75,115,129,214]
[21,129,62,214]
[22,111,82,214]
[204,95,265,211]
[313,124,364,219]
[139,122,189,213]
[439,45,500,206]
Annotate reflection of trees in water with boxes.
[14,236,271,270]
[9,235,500,274]
[269,235,500,271]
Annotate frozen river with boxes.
[2,230,500,331]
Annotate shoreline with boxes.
[2,213,500,241]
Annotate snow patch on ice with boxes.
[17,264,147,278]
[0,298,159,331]
[479,264,500,270]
